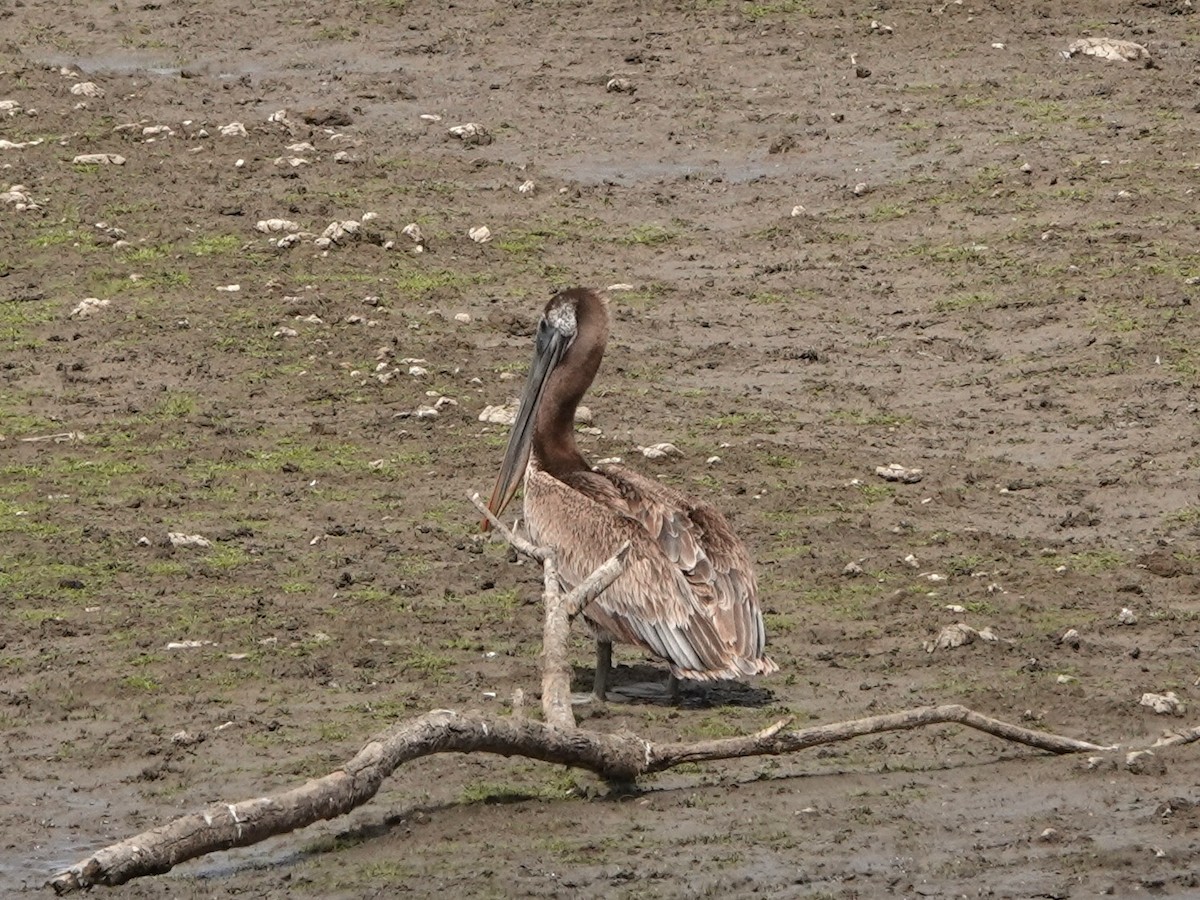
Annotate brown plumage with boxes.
[486,287,777,697]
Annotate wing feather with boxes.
[523,464,776,681]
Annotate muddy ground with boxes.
[3,0,1200,896]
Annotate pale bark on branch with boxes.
[42,496,1179,893]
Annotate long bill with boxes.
[483,323,571,531]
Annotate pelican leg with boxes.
[593,640,612,702]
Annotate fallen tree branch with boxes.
[47,702,1120,893]
[41,495,1177,893]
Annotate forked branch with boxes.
[44,495,1175,894]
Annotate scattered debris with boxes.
[639,442,681,459]
[517,179,535,195]
[219,122,249,137]
[1066,38,1150,63]
[1140,691,1185,716]
[468,225,492,243]
[842,561,864,577]
[401,222,426,253]
[606,77,635,93]
[1059,628,1082,649]
[256,218,303,234]
[447,122,492,145]
[479,405,518,425]
[924,623,1000,653]
[1,185,40,211]
[166,640,213,650]
[69,297,111,318]
[315,219,362,249]
[168,532,212,549]
[70,82,104,98]
[903,553,919,569]
[876,462,923,483]
[1117,607,1138,626]
[0,99,21,116]
[0,138,44,149]
[72,153,125,165]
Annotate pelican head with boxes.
[484,288,604,530]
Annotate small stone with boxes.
[1125,749,1166,776]
[454,313,472,324]
[1060,628,1081,648]
[842,561,864,577]
[72,153,125,165]
[1140,691,1184,716]
[517,179,535,194]
[219,122,248,137]
[168,532,211,549]
[468,225,492,243]
[606,77,635,93]
[876,462,923,483]
[69,297,111,318]
[640,442,681,459]
[70,82,104,98]
[1117,607,1137,626]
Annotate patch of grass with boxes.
[204,545,253,572]
[618,223,678,246]
[869,204,911,222]
[122,674,160,692]
[742,0,811,20]
[189,234,241,256]
[460,781,539,804]
[155,391,198,419]
[120,244,169,263]
[403,650,454,678]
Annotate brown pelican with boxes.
[486,287,777,701]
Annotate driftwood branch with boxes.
[43,494,1183,893]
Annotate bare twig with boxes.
[47,703,1122,893]
[563,540,631,617]
[469,492,548,561]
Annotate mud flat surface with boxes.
[3,1,1200,896]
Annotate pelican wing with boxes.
[599,464,770,665]
[523,466,776,680]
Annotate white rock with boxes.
[415,406,439,418]
[454,313,472,323]
[1066,37,1150,62]
[274,156,309,167]
[69,297,110,318]
[256,218,302,233]
[215,284,240,292]
[0,138,43,149]
[903,553,919,568]
[219,122,248,137]
[448,122,488,141]
[142,125,172,137]
[924,622,999,653]
[168,532,211,549]
[640,442,681,459]
[1140,691,1185,716]
[842,561,864,577]
[853,182,870,196]
[0,100,21,116]
[1,185,39,211]
[72,153,125,165]
[409,366,428,377]
[606,283,635,291]
[70,82,104,98]
[876,462,923,483]
[1060,628,1081,648]
[273,326,298,338]
[790,204,806,217]
[286,141,316,152]
[419,113,442,122]
[1118,607,1138,626]
[267,109,290,124]
[333,150,352,163]
[166,640,210,650]
[468,225,492,243]
[479,404,518,425]
[606,77,634,93]
[517,179,535,194]
[706,455,721,465]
